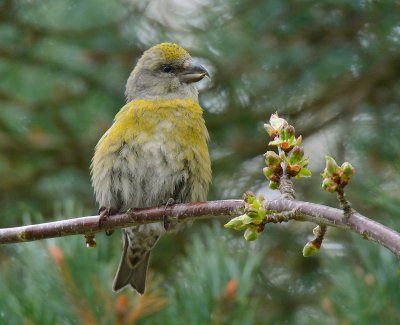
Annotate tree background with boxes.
[1,0,399,324]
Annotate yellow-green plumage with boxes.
[95,98,209,163]
[90,43,211,294]
[91,98,211,210]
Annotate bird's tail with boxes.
[112,230,158,294]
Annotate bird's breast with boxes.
[91,98,211,210]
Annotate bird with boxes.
[90,43,211,294]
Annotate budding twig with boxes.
[1,199,399,258]
[336,187,353,218]
[278,171,296,200]
[303,225,328,257]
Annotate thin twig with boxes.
[336,187,353,218]
[0,199,399,257]
[310,225,327,249]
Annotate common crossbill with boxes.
[91,43,211,294]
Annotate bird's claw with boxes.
[99,207,115,236]
[164,198,176,207]
[160,198,180,230]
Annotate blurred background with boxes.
[1,0,400,324]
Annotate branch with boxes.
[1,199,399,257]
[0,200,242,244]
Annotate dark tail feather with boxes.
[112,231,151,294]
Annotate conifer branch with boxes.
[0,199,399,257]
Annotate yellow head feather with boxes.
[153,43,191,61]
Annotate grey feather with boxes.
[113,230,157,294]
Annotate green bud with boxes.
[263,167,274,180]
[246,207,259,218]
[264,151,281,167]
[251,199,261,210]
[243,191,256,203]
[325,156,339,175]
[264,113,289,139]
[224,216,244,229]
[224,214,253,230]
[268,138,284,147]
[297,167,311,178]
[322,178,337,192]
[341,162,355,175]
[340,162,355,184]
[257,207,266,219]
[269,181,279,190]
[302,241,319,257]
[271,134,302,151]
[241,214,254,225]
[294,135,302,147]
[244,227,259,241]
[264,123,275,138]
[269,113,287,131]
[281,125,295,139]
[290,146,304,163]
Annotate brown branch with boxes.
[336,187,353,218]
[0,199,399,257]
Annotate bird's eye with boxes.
[162,65,174,73]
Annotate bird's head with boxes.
[125,43,209,102]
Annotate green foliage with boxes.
[0,220,286,324]
[1,0,400,323]
[144,225,263,325]
[0,0,141,220]
[324,238,400,325]
[0,242,74,323]
[1,212,399,324]
[0,204,122,324]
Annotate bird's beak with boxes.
[180,61,210,83]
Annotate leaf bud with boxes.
[244,226,259,241]
[322,177,337,192]
[302,241,319,257]
[325,156,339,175]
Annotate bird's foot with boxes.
[163,198,180,207]
[159,198,180,230]
[98,207,115,236]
